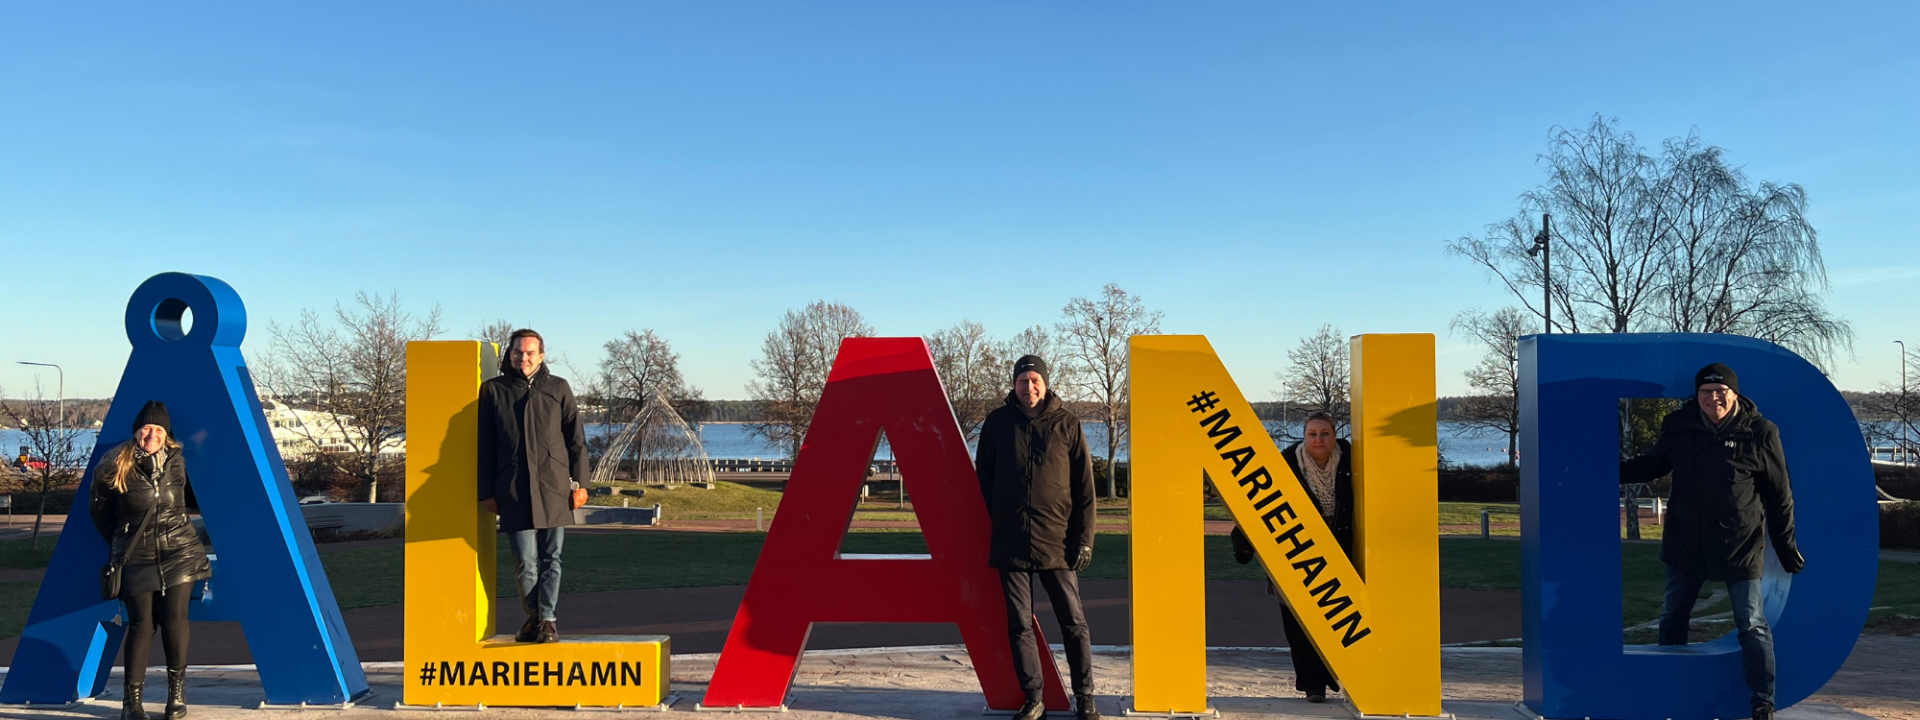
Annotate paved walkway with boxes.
[5,637,1916,719]
[0,581,1526,666]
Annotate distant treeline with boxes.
[0,399,114,429]
[26,391,1906,428]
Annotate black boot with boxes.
[1075,693,1101,720]
[163,668,187,720]
[1012,697,1046,720]
[122,678,148,720]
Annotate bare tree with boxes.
[1450,308,1533,469]
[1448,115,1850,366]
[927,321,1007,442]
[1859,346,1919,492]
[1057,284,1162,499]
[1276,324,1351,439]
[470,319,519,350]
[0,382,91,549]
[1646,135,1851,363]
[745,301,874,459]
[255,291,443,503]
[596,329,706,478]
[1448,117,1662,335]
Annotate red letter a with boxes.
[701,338,1069,710]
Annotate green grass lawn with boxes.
[0,582,37,639]
[584,480,783,518]
[0,537,59,569]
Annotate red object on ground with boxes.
[702,337,1068,711]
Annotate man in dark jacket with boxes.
[1621,363,1804,720]
[975,355,1098,720]
[479,329,589,644]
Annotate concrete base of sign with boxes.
[1347,698,1454,720]
[575,694,680,712]
[1120,699,1220,717]
[257,688,372,710]
[0,697,99,710]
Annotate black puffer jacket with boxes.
[479,363,589,532]
[90,445,211,595]
[975,391,1095,571]
[1621,397,1798,581]
[1232,439,1354,592]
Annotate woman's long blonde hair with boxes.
[106,431,182,493]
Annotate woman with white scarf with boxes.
[1229,411,1354,704]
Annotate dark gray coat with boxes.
[479,364,589,532]
[1231,438,1354,593]
[974,391,1096,571]
[1621,397,1798,581]
[89,445,211,596]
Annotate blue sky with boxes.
[3,2,1915,400]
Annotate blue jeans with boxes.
[1658,565,1774,710]
[506,527,565,622]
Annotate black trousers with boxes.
[122,582,194,681]
[999,569,1093,699]
[1279,601,1336,694]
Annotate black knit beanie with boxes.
[1012,355,1049,384]
[1694,363,1739,395]
[132,400,172,435]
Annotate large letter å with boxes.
[2,273,367,705]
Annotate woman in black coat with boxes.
[1228,411,1353,704]
[90,401,210,720]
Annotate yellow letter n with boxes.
[1127,334,1440,716]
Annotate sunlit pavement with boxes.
[5,637,1916,720]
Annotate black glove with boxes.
[1070,545,1093,572]
[1778,546,1805,574]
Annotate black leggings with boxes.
[123,583,193,678]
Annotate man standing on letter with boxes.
[976,355,1099,720]
[1622,363,1804,720]
[479,329,589,644]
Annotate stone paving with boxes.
[4,636,1915,720]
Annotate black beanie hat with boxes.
[132,400,172,436]
[1012,355,1050,384]
[1694,363,1739,395]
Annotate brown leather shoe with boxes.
[514,616,540,643]
[537,620,559,643]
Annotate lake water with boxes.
[678,421,1522,467]
[7,421,1900,471]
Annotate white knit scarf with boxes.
[1299,444,1340,519]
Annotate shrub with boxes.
[1439,465,1518,502]
[1884,501,1920,549]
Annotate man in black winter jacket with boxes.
[975,355,1098,720]
[1621,363,1804,720]
[479,329,589,644]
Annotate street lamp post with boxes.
[15,361,64,439]
[1899,341,1910,473]
[1527,213,1553,334]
